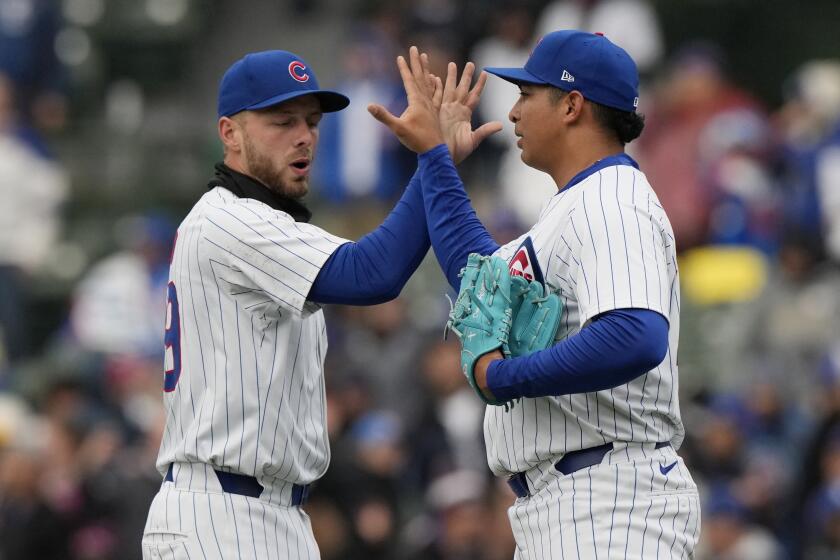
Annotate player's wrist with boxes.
[418,143,451,161]
[484,356,518,402]
[476,351,504,398]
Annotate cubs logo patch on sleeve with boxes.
[509,237,544,285]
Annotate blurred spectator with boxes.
[0,393,68,558]
[470,3,557,225]
[314,25,415,202]
[67,214,174,358]
[404,0,463,44]
[794,361,840,554]
[803,483,840,559]
[535,0,664,75]
[316,410,404,560]
[327,299,427,421]
[754,234,840,399]
[683,394,749,485]
[698,107,778,251]
[405,470,488,560]
[470,3,534,149]
[0,0,67,131]
[696,485,784,560]
[406,338,486,491]
[0,73,67,366]
[637,44,766,251]
[775,60,840,262]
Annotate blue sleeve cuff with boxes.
[486,308,669,400]
[486,358,517,401]
[418,143,451,163]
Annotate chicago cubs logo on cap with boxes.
[288,61,309,83]
[217,50,349,118]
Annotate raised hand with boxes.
[368,46,445,154]
[439,61,503,165]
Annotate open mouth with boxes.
[290,158,311,175]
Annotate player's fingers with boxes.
[367,103,402,130]
[408,46,428,97]
[457,61,476,99]
[432,75,443,110]
[443,61,458,102]
[420,52,435,91]
[472,121,504,146]
[395,55,419,100]
[466,70,489,110]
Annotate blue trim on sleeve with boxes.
[486,308,668,401]
[308,170,429,305]
[419,145,499,291]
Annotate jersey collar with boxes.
[559,152,640,193]
[208,163,312,222]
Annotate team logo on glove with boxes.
[509,237,544,284]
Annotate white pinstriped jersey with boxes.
[156,186,349,486]
[485,162,683,476]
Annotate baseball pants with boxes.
[142,463,320,560]
[508,443,700,559]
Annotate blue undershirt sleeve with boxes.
[419,144,500,291]
[308,170,429,305]
[486,308,669,401]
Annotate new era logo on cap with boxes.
[484,30,640,113]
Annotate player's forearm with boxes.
[308,170,429,304]
[419,144,499,291]
[486,308,669,400]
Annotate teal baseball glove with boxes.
[445,253,513,405]
[508,275,564,357]
[445,254,565,406]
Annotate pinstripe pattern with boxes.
[157,187,347,485]
[142,482,320,559]
[485,164,683,477]
[487,162,697,558]
[506,446,700,559]
[146,187,348,558]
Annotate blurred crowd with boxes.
[2,0,840,559]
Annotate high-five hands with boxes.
[439,61,503,164]
[367,46,444,154]
[369,46,502,163]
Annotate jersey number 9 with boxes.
[164,281,181,391]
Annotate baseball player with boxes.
[141,50,477,559]
[370,34,701,558]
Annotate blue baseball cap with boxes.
[485,30,640,113]
[217,50,349,118]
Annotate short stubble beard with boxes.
[242,132,308,200]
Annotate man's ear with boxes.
[562,91,586,123]
[219,116,242,153]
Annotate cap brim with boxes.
[484,66,548,86]
[248,89,350,113]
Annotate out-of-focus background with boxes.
[1,0,840,558]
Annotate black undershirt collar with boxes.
[207,162,312,223]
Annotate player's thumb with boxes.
[367,104,400,131]
[473,121,504,147]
